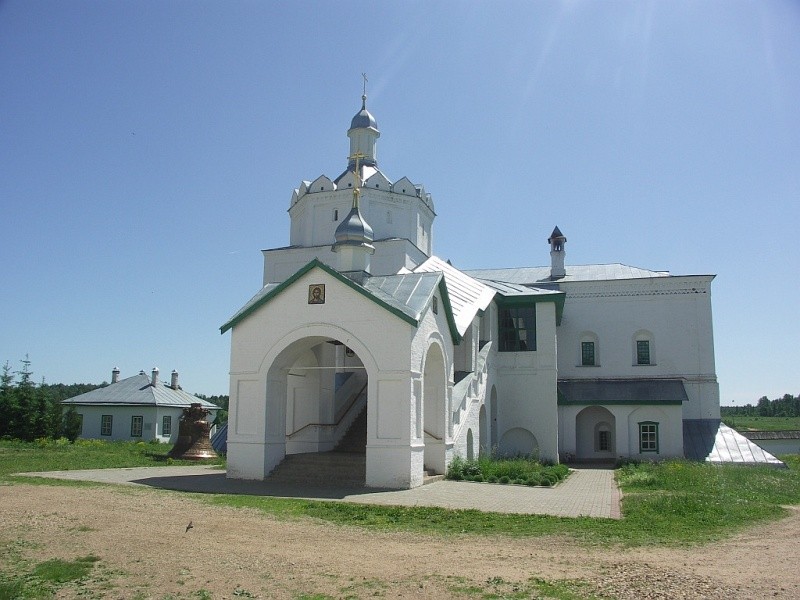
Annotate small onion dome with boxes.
[350,95,378,131]
[334,206,374,245]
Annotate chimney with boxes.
[171,370,179,390]
[548,226,567,280]
[111,367,120,384]
[151,367,159,387]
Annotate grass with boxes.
[0,438,224,483]
[446,455,570,486]
[724,416,800,431]
[0,555,101,599]
[2,440,799,548]
[205,457,800,547]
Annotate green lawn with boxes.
[2,440,799,547]
[723,416,800,431]
[0,438,223,481]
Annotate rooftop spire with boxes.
[348,76,379,169]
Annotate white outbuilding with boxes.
[220,94,775,489]
[62,368,219,443]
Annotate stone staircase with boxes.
[266,408,367,487]
[266,451,366,487]
[335,407,366,454]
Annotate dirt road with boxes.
[0,483,797,599]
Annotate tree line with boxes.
[0,357,229,442]
[721,393,800,418]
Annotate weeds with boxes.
[447,454,569,486]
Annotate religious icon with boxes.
[308,284,325,304]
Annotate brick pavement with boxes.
[23,465,621,519]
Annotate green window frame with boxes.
[639,421,659,453]
[162,415,172,436]
[581,341,595,366]
[498,306,537,352]
[131,416,143,438]
[636,340,651,365]
[100,414,113,436]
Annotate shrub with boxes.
[499,475,510,484]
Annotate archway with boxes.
[575,406,616,460]
[490,386,498,452]
[422,342,447,474]
[478,405,488,456]
[261,334,370,483]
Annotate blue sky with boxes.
[1,1,798,404]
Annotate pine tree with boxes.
[0,361,15,438]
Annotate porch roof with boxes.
[557,379,688,406]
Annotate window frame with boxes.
[639,421,659,453]
[581,341,596,366]
[636,340,651,365]
[162,415,172,437]
[100,414,113,436]
[130,415,143,438]
[498,306,537,352]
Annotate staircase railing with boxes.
[286,382,367,438]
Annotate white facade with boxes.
[222,97,722,488]
[63,369,219,444]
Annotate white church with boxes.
[220,93,754,489]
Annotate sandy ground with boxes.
[0,482,798,599]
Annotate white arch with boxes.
[422,339,448,475]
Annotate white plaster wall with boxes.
[556,275,720,420]
[288,187,434,253]
[558,403,683,460]
[227,266,425,487]
[71,405,206,443]
[263,239,429,283]
[490,302,560,463]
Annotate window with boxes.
[77,414,83,435]
[101,415,113,436]
[432,296,438,314]
[131,416,143,438]
[498,306,536,352]
[162,415,172,436]
[598,430,610,451]
[581,341,595,366]
[637,340,651,365]
[639,422,659,453]
[333,208,339,221]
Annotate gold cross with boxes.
[348,151,366,208]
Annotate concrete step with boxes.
[267,452,366,486]
[334,407,367,454]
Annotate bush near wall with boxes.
[447,455,570,486]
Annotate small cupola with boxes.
[332,150,375,275]
[347,86,380,169]
[548,226,567,280]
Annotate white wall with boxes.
[227,266,437,488]
[72,405,196,443]
[489,301,560,463]
[556,275,720,420]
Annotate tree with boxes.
[63,406,82,442]
[756,395,772,417]
[0,361,15,438]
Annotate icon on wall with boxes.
[308,284,326,304]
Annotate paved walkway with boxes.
[23,465,621,519]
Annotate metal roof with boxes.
[476,278,561,297]
[62,373,219,409]
[363,272,442,322]
[557,379,689,405]
[414,256,495,335]
[222,282,281,330]
[465,263,671,284]
[683,420,785,466]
